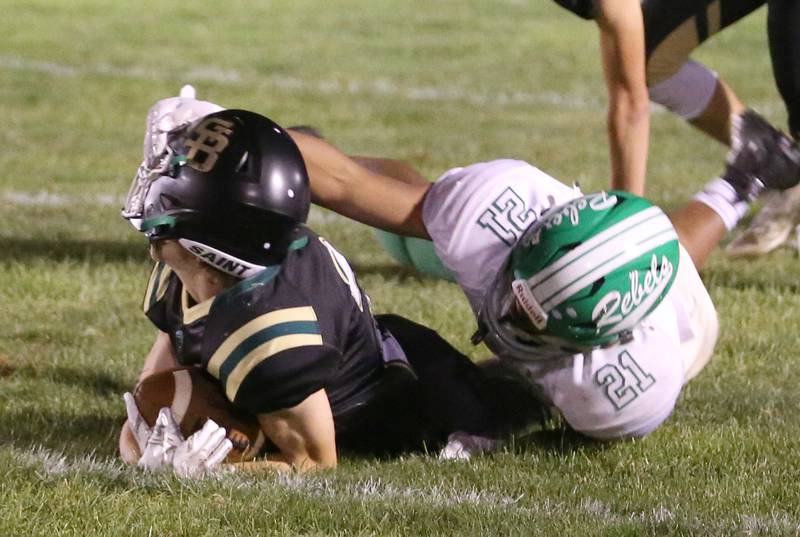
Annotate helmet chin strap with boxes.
[177,239,266,279]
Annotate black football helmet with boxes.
[122,109,311,275]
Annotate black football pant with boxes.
[768,0,800,138]
[336,314,543,456]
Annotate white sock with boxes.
[693,178,750,230]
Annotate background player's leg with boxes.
[687,78,746,144]
[725,0,800,256]
[768,0,800,139]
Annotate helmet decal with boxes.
[178,239,267,279]
[479,191,680,358]
[590,251,675,333]
[184,117,234,172]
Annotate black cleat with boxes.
[723,110,800,201]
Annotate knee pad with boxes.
[648,60,719,120]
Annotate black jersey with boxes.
[552,0,594,19]
[143,228,405,421]
[552,0,765,56]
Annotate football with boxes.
[133,367,266,462]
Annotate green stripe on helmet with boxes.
[139,214,178,233]
[484,191,680,353]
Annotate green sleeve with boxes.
[372,229,456,282]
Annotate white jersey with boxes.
[422,159,581,310]
[422,159,718,439]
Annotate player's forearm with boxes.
[351,156,431,186]
[596,0,649,194]
[228,448,335,474]
[289,131,430,238]
[254,389,339,473]
[138,331,179,383]
[607,97,650,194]
[321,171,430,239]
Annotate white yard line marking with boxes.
[11,445,800,533]
[1,189,347,226]
[1,54,786,115]
[0,54,599,109]
[3,191,122,207]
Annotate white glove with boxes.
[138,407,185,470]
[172,419,233,478]
[123,391,151,454]
[123,392,185,470]
[438,432,498,461]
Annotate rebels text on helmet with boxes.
[591,253,674,330]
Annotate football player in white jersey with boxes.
[286,111,800,441]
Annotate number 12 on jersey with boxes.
[595,351,656,410]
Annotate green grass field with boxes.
[2,1,800,535]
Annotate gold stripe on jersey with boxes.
[224,332,324,402]
[142,262,173,314]
[207,306,319,378]
[181,287,214,324]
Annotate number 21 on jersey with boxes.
[477,187,536,246]
[595,351,656,410]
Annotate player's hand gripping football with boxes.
[171,419,233,478]
[123,392,184,470]
[124,392,232,476]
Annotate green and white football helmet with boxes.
[479,191,680,359]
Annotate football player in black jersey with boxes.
[552,0,800,256]
[118,108,536,475]
[555,0,800,255]
[551,0,759,192]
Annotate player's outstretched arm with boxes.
[288,130,431,238]
[595,0,650,195]
[236,388,337,474]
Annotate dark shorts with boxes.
[553,0,766,84]
[642,0,765,83]
[334,314,542,456]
